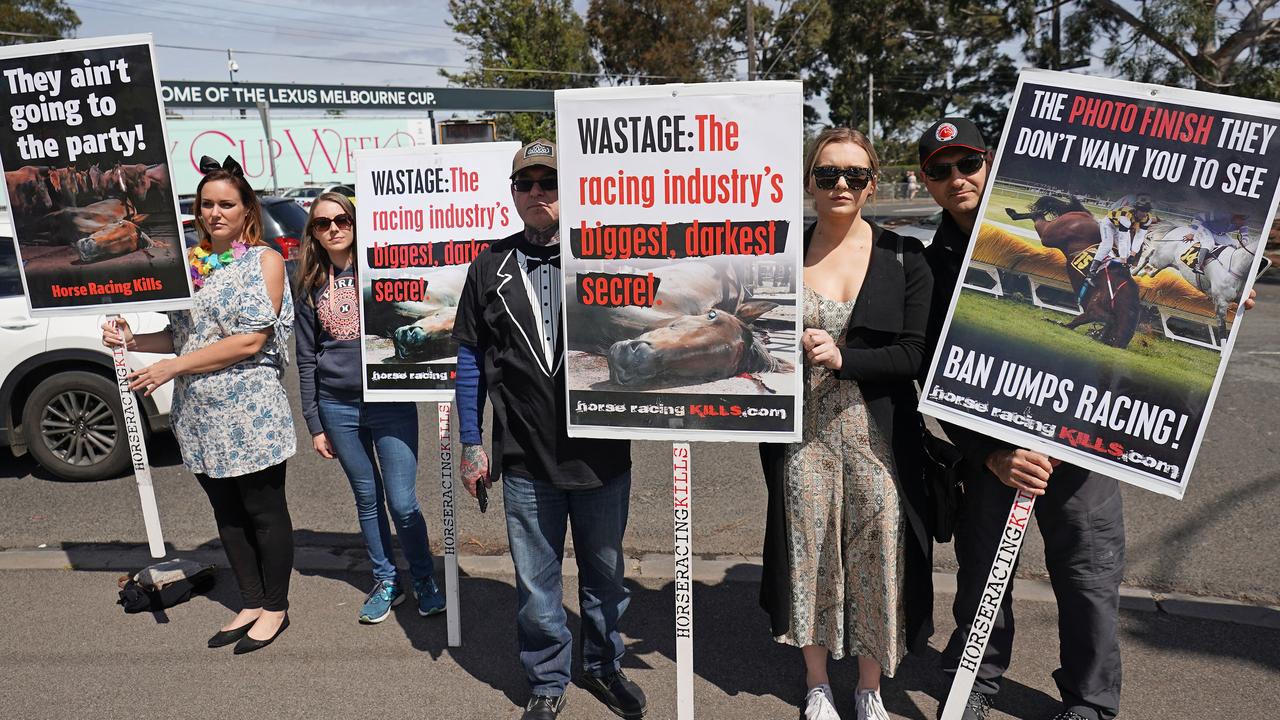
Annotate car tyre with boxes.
[21,371,131,481]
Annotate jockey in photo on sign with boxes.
[1192,210,1251,277]
[1078,193,1158,304]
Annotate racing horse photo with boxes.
[1134,222,1257,342]
[1005,195,1141,348]
[362,258,793,388]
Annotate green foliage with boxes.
[444,0,598,140]
[727,0,831,126]
[588,0,735,83]
[0,0,79,44]
[1085,0,1280,100]
[821,1,1022,163]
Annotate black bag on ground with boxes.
[117,560,217,614]
[921,424,964,543]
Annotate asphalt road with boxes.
[2,276,1279,605]
[2,567,1277,720]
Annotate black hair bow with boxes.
[198,155,245,177]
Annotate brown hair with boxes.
[193,170,265,247]
[803,127,881,192]
[295,192,358,307]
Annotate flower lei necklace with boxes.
[189,241,247,290]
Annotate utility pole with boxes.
[745,1,756,81]
[868,73,874,144]
[1051,1,1061,70]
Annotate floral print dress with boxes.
[166,245,296,478]
[775,285,905,673]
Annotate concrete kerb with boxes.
[2,545,1277,630]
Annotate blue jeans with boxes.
[318,399,435,584]
[503,471,632,696]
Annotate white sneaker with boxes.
[804,684,842,720]
[855,688,890,720]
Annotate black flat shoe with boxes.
[233,615,289,655]
[207,620,257,648]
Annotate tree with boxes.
[1086,0,1280,97]
[444,0,598,140]
[729,0,832,126]
[0,0,79,44]
[822,1,1022,162]
[587,0,735,83]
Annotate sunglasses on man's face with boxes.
[512,176,558,193]
[922,153,985,182]
[812,166,874,191]
[310,213,353,233]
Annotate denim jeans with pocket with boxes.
[503,470,632,696]
[318,399,435,584]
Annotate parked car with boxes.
[0,212,175,481]
[281,184,355,210]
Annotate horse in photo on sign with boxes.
[568,258,791,387]
[5,165,56,219]
[362,264,468,362]
[75,214,151,263]
[1134,223,1256,341]
[1005,195,1141,348]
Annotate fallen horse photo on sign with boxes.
[0,35,188,315]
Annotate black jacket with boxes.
[759,220,935,650]
[452,232,630,489]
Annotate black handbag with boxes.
[921,423,964,543]
[117,560,217,614]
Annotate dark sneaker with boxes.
[520,694,566,720]
[1049,713,1090,720]
[413,576,445,617]
[358,578,404,624]
[939,691,992,720]
[580,669,646,719]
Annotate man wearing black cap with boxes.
[917,118,1126,720]
[453,139,646,720]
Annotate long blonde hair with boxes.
[295,192,358,307]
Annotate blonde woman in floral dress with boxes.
[759,129,935,720]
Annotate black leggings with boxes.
[196,462,294,612]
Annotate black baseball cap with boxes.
[918,118,988,168]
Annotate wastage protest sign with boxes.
[556,81,804,442]
[355,142,520,402]
[920,69,1280,498]
[0,34,190,316]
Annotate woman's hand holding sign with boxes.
[986,448,1061,496]
[802,328,843,370]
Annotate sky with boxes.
[67,0,475,88]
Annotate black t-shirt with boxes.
[452,231,630,489]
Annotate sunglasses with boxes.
[922,153,985,182]
[812,166,874,191]
[310,213,353,233]
[512,176,558,192]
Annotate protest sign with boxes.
[556,81,804,442]
[920,69,1280,498]
[0,34,189,316]
[354,142,520,401]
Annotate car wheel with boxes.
[21,371,130,481]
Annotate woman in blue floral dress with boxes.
[102,156,296,654]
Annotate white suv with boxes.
[0,212,175,481]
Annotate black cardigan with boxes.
[758,220,936,651]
